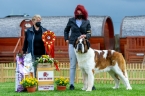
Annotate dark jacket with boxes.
[64,17,91,44]
[22,26,47,57]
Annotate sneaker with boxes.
[92,86,96,90]
[69,84,75,90]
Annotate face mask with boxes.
[76,15,83,19]
[35,22,41,27]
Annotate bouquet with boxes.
[36,55,54,63]
[55,77,69,86]
[33,55,60,71]
[20,77,38,88]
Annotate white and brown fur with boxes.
[74,38,132,91]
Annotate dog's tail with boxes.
[119,53,128,78]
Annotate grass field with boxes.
[0,82,145,96]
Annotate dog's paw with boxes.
[86,88,92,91]
[112,86,119,89]
[126,86,132,90]
[81,87,87,90]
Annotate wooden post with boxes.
[0,64,1,82]
[0,64,4,82]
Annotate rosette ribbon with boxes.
[54,60,60,71]
[42,30,60,71]
[42,30,55,58]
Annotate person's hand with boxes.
[66,40,69,43]
[23,53,26,56]
[22,51,27,56]
[78,35,86,39]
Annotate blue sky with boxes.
[0,0,145,34]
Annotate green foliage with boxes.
[20,77,38,88]
[55,77,69,86]
[37,55,53,63]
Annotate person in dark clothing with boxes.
[64,5,96,90]
[22,15,47,77]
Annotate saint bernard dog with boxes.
[74,38,132,91]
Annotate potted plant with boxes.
[55,77,69,91]
[20,77,38,92]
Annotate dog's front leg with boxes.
[86,69,94,91]
[81,69,88,90]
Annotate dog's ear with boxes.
[86,39,90,49]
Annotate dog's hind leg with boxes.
[113,66,132,90]
[108,71,120,89]
[81,69,88,90]
[121,70,132,90]
[118,72,132,90]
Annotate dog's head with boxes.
[73,38,90,53]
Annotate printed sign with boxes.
[38,71,54,81]
[38,85,54,90]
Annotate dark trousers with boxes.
[32,55,41,78]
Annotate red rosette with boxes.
[42,30,55,58]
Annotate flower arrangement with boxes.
[33,55,54,66]
[20,77,38,88]
[36,55,54,63]
[55,77,69,86]
[33,55,60,71]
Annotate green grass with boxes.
[0,82,145,96]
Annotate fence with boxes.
[0,63,145,84]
